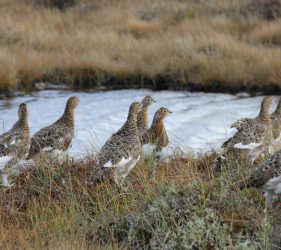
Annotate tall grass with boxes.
[0,153,280,249]
[0,0,281,92]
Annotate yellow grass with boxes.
[0,0,281,91]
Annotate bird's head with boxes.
[18,103,28,119]
[129,102,142,114]
[67,96,80,109]
[141,95,156,107]
[154,107,172,120]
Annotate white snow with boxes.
[0,89,278,158]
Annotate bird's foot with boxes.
[0,174,15,188]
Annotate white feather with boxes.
[1,174,11,187]
[104,160,113,168]
[59,138,65,144]
[51,150,67,164]
[11,159,33,173]
[43,147,53,152]
[142,144,155,155]
[126,155,140,172]
[262,176,281,195]
[117,156,132,168]
[0,156,12,169]
[233,142,261,150]
[103,156,132,168]
[156,150,168,162]
[275,182,281,195]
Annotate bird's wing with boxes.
[271,115,281,139]
[28,124,69,157]
[0,130,19,146]
[99,135,130,168]
[156,133,169,152]
[246,152,281,188]
[58,130,73,151]
[0,129,23,156]
[230,118,254,130]
[223,122,270,150]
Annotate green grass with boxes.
[0,153,280,249]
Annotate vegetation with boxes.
[1,153,281,249]
[0,0,281,93]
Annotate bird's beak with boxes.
[153,100,156,103]
[169,110,172,114]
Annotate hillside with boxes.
[0,0,281,94]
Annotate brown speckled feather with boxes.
[27,96,79,159]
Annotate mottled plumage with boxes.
[95,102,142,186]
[271,97,281,139]
[222,96,274,162]
[27,96,79,160]
[0,103,30,186]
[240,150,281,206]
[231,97,273,132]
[142,107,172,160]
[137,95,156,138]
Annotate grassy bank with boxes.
[0,0,281,94]
[1,153,280,249]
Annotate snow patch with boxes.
[0,89,276,158]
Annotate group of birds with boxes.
[219,96,281,206]
[0,96,80,186]
[1,93,281,206]
[0,95,171,187]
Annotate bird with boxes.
[270,97,281,140]
[0,103,30,187]
[137,95,156,139]
[142,107,172,161]
[239,150,281,206]
[230,96,273,131]
[94,102,142,187]
[221,96,274,163]
[27,96,80,161]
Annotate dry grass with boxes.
[0,0,281,92]
[0,152,280,249]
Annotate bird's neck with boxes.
[15,116,30,134]
[124,112,138,130]
[61,106,75,128]
[259,105,271,123]
[150,118,164,135]
[138,106,148,125]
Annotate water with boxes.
[0,89,274,157]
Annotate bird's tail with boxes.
[221,138,232,149]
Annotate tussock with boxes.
[0,153,280,249]
[0,0,281,92]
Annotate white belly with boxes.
[262,176,281,195]
[0,156,13,169]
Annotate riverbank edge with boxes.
[2,73,280,98]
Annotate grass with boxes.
[0,0,281,93]
[1,152,280,249]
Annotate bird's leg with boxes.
[250,150,262,165]
[113,170,119,185]
[113,169,129,192]
[265,192,275,211]
[0,171,14,188]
